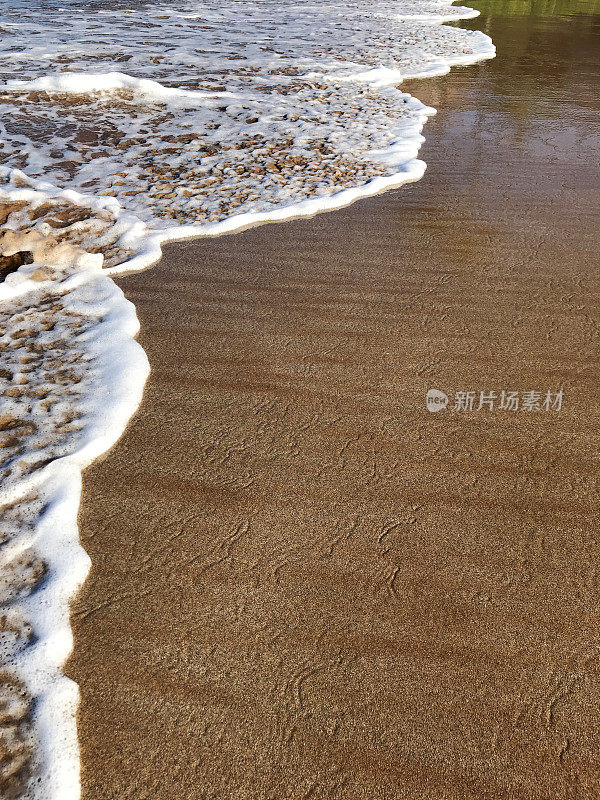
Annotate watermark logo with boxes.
[426,389,563,413]
[426,388,449,413]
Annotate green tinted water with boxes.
[466,0,600,15]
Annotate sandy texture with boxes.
[69,11,600,800]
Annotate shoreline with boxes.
[0,5,496,797]
[69,9,600,800]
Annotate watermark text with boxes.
[426,389,563,413]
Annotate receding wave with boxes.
[0,1,494,797]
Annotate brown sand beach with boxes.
[69,5,600,799]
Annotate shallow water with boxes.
[69,6,600,800]
[469,0,600,15]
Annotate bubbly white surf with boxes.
[0,1,494,797]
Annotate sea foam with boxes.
[0,0,494,797]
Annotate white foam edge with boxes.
[3,71,237,105]
[111,157,427,275]
[394,5,481,23]
[1,262,150,800]
[306,28,495,87]
[0,170,123,218]
[1,25,495,108]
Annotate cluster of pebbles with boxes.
[0,80,405,227]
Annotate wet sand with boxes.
[69,9,600,800]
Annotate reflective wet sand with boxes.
[70,7,600,799]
